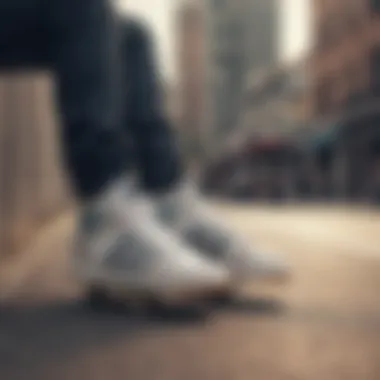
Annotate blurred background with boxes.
[2,2,380,379]
[172,0,380,203]
[1,0,380,255]
[126,0,380,203]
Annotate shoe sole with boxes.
[72,260,290,312]
[84,271,291,312]
[84,282,232,312]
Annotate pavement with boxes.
[1,203,380,380]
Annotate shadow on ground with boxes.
[0,295,284,380]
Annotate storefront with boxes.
[336,110,380,203]
[297,105,380,203]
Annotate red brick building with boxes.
[305,0,380,201]
[309,0,371,117]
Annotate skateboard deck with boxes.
[84,282,232,313]
[84,271,291,314]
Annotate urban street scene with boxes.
[1,0,380,379]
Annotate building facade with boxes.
[308,0,371,119]
[304,0,380,200]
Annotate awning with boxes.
[245,137,294,153]
[311,127,340,150]
[298,120,342,154]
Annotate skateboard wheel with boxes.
[85,286,114,310]
[204,288,235,305]
[84,287,165,314]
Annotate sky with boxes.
[279,0,311,64]
[117,0,311,81]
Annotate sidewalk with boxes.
[2,203,380,380]
[2,202,380,301]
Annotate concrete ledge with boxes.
[0,211,74,301]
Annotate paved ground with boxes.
[1,203,380,380]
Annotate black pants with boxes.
[120,18,183,193]
[0,0,182,200]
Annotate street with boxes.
[1,204,380,380]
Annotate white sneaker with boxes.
[71,178,229,299]
[153,180,291,283]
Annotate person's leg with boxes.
[0,0,128,198]
[44,0,128,199]
[119,18,184,193]
[45,0,227,294]
[0,0,228,296]
[118,17,291,285]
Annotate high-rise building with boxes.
[176,0,206,158]
[244,0,279,71]
[204,0,279,149]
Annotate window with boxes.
[315,79,333,115]
[316,20,330,51]
[345,10,363,33]
[370,0,380,12]
[346,61,362,90]
[344,62,365,108]
[316,13,342,51]
[345,91,365,108]
[370,47,380,96]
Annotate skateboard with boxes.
[84,271,291,314]
[83,279,234,314]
